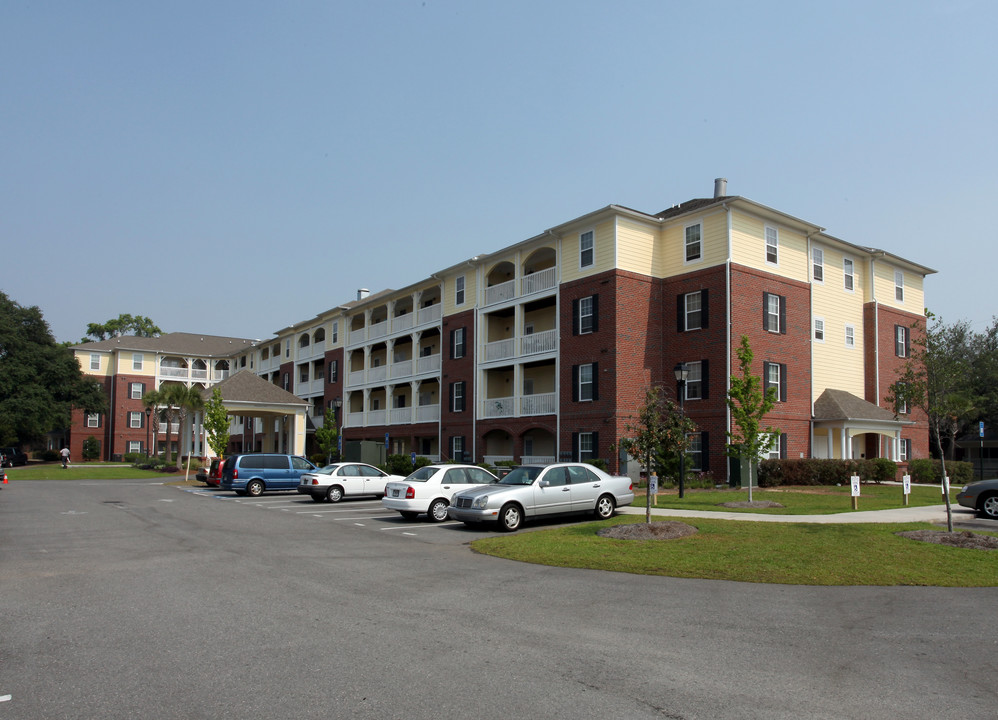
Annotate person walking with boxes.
[60,446,70,469]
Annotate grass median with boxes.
[2,464,191,482]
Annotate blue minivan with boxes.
[220,454,317,496]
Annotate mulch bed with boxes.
[896,530,998,551]
[597,521,698,541]
[717,500,785,509]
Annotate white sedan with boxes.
[296,462,406,503]
[382,464,498,522]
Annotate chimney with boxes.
[357,288,369,301]
[713,177,727,198]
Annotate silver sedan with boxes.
[448,463,635,531]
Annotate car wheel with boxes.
[400,511,419,520]
[309,494,324,503]
[980,493,998,520]
[594,494,615,520]
[498,503,522,532]
[428,498,449,523]
[246,480,264,497]
[326,485,344,503]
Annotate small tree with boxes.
[171,385,204,472]
[617,385,697,523]
[203,387,231,459]
[314,407,340,465]
[726,336,779,503]
[141,389,163,458]
[82,435,100,461]
[887,312,973,532]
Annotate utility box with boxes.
[728,456,756,488]
[342,441,386,467]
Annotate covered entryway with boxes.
[812,389,911,461]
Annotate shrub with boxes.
[82,436,100,461]
[908,458,974,485]
[869,457,899,483]
[41,449,60,462]
[383,454,431,476]
[585,458,608,471]
[759,458,903,487]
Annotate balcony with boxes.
[369,320,388,340]
[416,353,441,375]
[521,329,556,356]
[417,303,442,326]
[521,455,556,464]
[416,404,439,423]
[520,392,556,416]
[390,359,413,379]
[348,369,365,387]
[369,365,387,383]
[160,366,188,379]
[349,327,365,345]
[393,313,414,333]
[521,266,556,296]
[484,279,515,306]
[485,338,515,362]
[482,396,514,418]
[191,368,208,381]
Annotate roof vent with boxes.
[714,177,727,198]
[357,288,369,301]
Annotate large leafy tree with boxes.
[726,335,778,503]
[887,312,975,531]
[83,314,161,342]
[0,292,107,446]
[203,387,231,459]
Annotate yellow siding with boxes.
[658,209,728,277]
[442,268,477,317]
[811,241,867,401]
[116,351,156,377]
[559,220,615,284]
[76,350,111,377]
[873,260,924,314]
[616,217,659,277]
[730,212,809,282]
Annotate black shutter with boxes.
[779,363,788,402]
[591,294,599,332]
[779,295,787,334]
[572,432,579,461]
[904,327,910,356]
[763,362,772,396]
[678,294,685,332]
[592,362,599,401]
[762,292,770,330]
[591,431,599,461]
[449,329,456,359]
[701,358,709,400]
[780,433,788,459]
[700,289,709,329]
[572,365,579,402]
[449,382,455,412]
[701,431,710,472]
[572,299,579,335]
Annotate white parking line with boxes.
[379,521,462,530]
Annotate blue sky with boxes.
[2,0,995,344]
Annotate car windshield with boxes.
[316,465,340,475]
[403,466,438,483]
[498,466,543,486]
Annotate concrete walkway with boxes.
[618,502,977,525]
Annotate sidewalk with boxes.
[618,503,974,525]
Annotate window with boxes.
[812,247,824,282]
[765,226,778,264]
[578,432,594,461]
[845,324,856,348]
[129,411,143,429]
[895,325,910,357]
[128,441,141,454]
[688,432,705,472]
[573,363,598,402]
[678,289,708,332]
[580,230,594,268]
[132,353,143,371]
[285,340,291,358]
[763,292,786,334]
[332,321,338,343]
[763,362,787,402]
[900,438,912,462]
[130,382,144,400]
[895,270,904,302]
[299,365,309,383]
[328,360,338,383]
[240,356,246,367]
[574,295,598,335]
[814,317,825,342]
[86,413,100,428]
[450,381,465,412]
[283,372,289,390]
[685,223,702,262]
[451,435,465,462]
[843,258,855,291]
[455,275,465,305]
[90,354,101,371]
[764,433,784,460]
[685,360,708,401]
[450,327,466,359]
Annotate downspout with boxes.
[870,255,880,406]
[553,230,562,465]
[807,233,815,459]
[723,202,732,485]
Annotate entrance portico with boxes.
[812,389,911,461]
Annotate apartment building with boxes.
[71,181,932,478]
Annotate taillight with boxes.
[405,486,415,499]
[311,478,318,486]
[232,467,238,479]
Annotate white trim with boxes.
[811,246,824,284]
[844,323,856,349]
[842,256,855,292]
[683,220,703,265]
[813,317,825,343]
[579,229,595,270]
[764,225,779,266]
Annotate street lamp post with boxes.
[674,362,689,499]
[333,397,343,461]
[145,407,152,459]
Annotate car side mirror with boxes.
[539,479,550,488]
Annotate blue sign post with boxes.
[980,422,986,481]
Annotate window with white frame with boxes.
[685,223,702,262]
[766,293,781,333]
[128,441,142,455]
[900,438,912,461]
[332,321,338,343]
[451,327,465,359]
[843,258,855,291]
[578,363,594,401]
[455,275,465,305]
[688,433,703,471]
[578,432,594,461]
[129,411,143,429]
[763,361,787,402]
[812,247,824,282]
[130,382,143,400]
[580,230,594,268]
[578,296,594,334]
[285,340,291,358]
[814,317,825,342]
[452,435,464,460]
[684,291,703,331]
[86,413,99,428]
[896,325,909,357]
[895,270,904,302]
[765,226,778,264]
[90,354,101,371]
[685,361,703,401]
[451,381,465,412]
[764,433,781,460]
[767,363,780,394]
[845,324,856,348]
[132,353,143,371]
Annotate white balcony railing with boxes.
[521,266,557,296]
[368,365,387,383]
[417,303,442,326]
[485,338,515,362]
[521,329,557,356]
[417,453,440,463]
[367,409,386,426]
[369,320,388,340]
[349,327,365,345]
[191,368,208,380]
[390,407,411,425]
[390,359,413,379]
[521,455,556,465]
[393,313,414,333]
[160,366,188,378]
[482,396,515,418]
[346,411,364,427]
[520,392,556,416]
[347,369,365,387]
[485,279,516,306]
[416,405,439,423]
[484,455,513,465]
[416,353,441,374]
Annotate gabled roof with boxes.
[73,332,258,357]
[655,196,731,219]
[202,370,308,406]
[813,389,899,423]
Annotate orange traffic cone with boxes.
[2,471,7,483]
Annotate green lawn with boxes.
[471,514,998,586]
[2,464,191,481]
[646,483,953,514]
